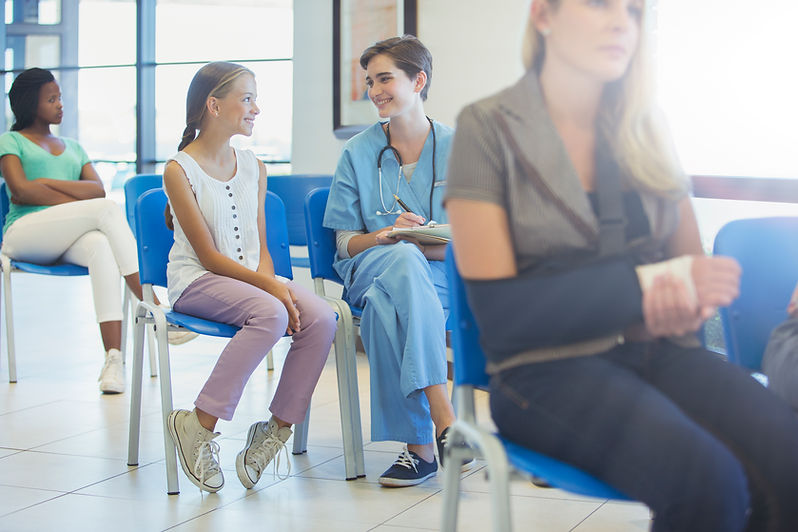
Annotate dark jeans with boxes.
[490,340,798,532]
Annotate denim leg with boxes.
[621,342,798,532]
[490,343,751,532]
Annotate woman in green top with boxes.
[0,68,166,394]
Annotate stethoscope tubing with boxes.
[376,116,437,218]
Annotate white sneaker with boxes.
[98,348,125,394]
[167,330,199,345]
[167,409,224,493]
[236,418,292,488]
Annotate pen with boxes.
[392,194,414,214]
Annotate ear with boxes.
[413,70,428,95]
[531,0,552,35]
[206,96,220,118]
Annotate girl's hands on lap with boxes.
[256,275,300,335]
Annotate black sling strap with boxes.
[594,138,626,257]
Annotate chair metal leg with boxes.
[127,308,148,466]
[266,350,274,371]
[146,323,158,378]
[327,298,365,479]
[448,422,513,532]
[121,287,130,361]
[346,317,365,477]
[1,256,17,383]
[292,404,311,455]
[441,439,464,532]
[152,311,180,495]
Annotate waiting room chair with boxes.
[441,245,631,532]
[303,186,365,472]
[713,217,798,371]
[267,174,333,270]
[126,188,364,493]
[0,182,91,383]
[122,174,163,377]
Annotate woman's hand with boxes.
[691,255,741,314]
[640,255,740,337]
[374,212,426,246]
[642,274,704,337]
[255,275,300,335]
[392,212,425,228]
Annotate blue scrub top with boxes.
[323,120,453,236]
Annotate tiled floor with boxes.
[0,269,651,531]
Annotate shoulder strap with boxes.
[594,139,626,257]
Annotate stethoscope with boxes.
[376,115,437,218]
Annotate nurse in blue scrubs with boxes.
[324,35,469,487]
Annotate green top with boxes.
[0,131,90,234]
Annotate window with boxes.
[656,0,798,180]
[3,0,294,189]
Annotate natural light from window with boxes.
[656,0,798,180]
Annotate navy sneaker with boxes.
[436,427,476,471]
[378,449,438,487]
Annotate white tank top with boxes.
[165,148,261,304]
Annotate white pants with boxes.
[2,198,139,323]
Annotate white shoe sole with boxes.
[99,383,125,394]
[378,470,437,487]
[167,410,223,493]
[235,423,261,489]
[168,331,199,346]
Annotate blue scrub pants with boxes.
[344,242,448,444]
[490,340,798,532]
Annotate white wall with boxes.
[291,0,529,174]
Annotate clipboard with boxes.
[386,223,452,245]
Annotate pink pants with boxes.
[173,272,336,423]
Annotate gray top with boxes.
[444,70,682,273]
[444,71,689,366]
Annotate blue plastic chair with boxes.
[713,217,798,371]
[0,182,92,382]
[267,175,333,269]
[123,174,162,235]
[302,186,366,478]
[126,188,362,493]
[442,245,630,531]
[122,174,163,376]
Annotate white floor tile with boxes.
[208,475,439,528]
[0,492,209,532]
[0,450,131,492]
[0,447,20,459]
[387,488,602,532]
[572,501,651,531]
[0,484,66,517]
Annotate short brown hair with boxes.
[359,35,433,100]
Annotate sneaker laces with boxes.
[250,432,292,481]
[394,449,419,473]
[194,439,222,488]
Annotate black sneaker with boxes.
[378,449,438,487]
[437,426,476,472]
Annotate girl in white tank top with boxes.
[162,62,336,493]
